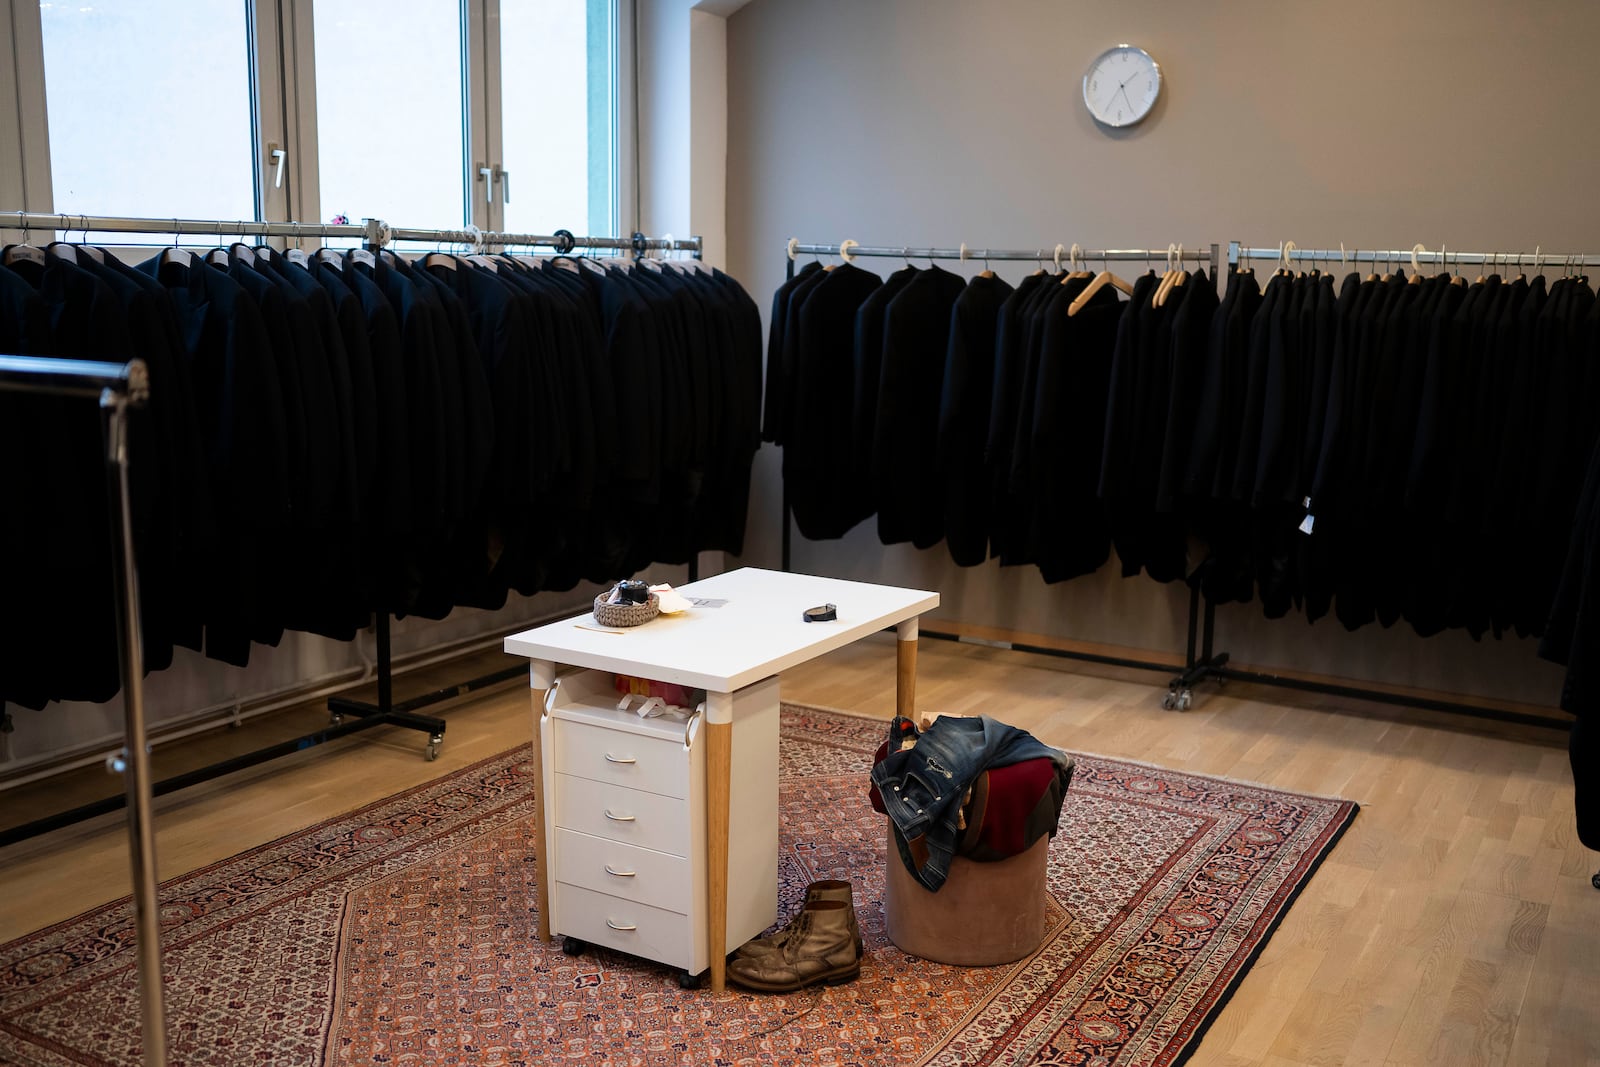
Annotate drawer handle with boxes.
[604,809,636,822]
[604,864,637,878]
[604,753,637,765]
[606,919,638,931]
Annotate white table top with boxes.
[503,568,939,692]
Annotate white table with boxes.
[504,567,939,991]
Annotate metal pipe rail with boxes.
[2,211,703,257]
[1229,240,1600,270]
[0,355,164,1065]
[788,240,1215,264]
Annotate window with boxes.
[9,1,623,243]
[499,0,617,237]
[313,0,469,233]
[38,0,258,225]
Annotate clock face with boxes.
[1083,45,1161,128]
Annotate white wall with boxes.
[723,0,1600,706]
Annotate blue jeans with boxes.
[870,715,1068,891]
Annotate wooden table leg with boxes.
[896,617,919,720]
[529,660,555,943]
[706,691,734,992]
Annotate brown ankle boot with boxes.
[736,879,860,959]
[727,900,861,992]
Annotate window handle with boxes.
[479,164,495,204]
[269,144,287,189]
[495,165,511,204]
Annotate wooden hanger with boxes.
[422,251,458,271]
[1067,267,1134,316]
[2,243,46,267]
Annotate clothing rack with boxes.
[0,355,165,1064]
[777,235,1576,733]
[0,213,701,854]
[779,237,1222,586]
[1159,241,1595,730]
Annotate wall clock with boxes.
[1082,44,1162,128]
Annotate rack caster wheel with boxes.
[562,936,587,956]
[1592,870,1599,891]
[425,734,443,761]
[329,712,344,727]
[676,970,701,990]
[1164,689,1192,711]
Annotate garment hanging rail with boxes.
[788,240,1215,265]
[0,355,165,1065]
[1229,240,1600,270]
[778,237,1224,685]
[4,213,696,850]
[3,211,702,258]
[775,235,1575,733]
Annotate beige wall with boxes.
[724,0,1600,704]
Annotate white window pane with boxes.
[315,0,465,232]
[501,0,613,237]
[40,0,257,222]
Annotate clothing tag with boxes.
[1302,496,1312,508]
[1298,513,1316,535]
[689,597,727,609]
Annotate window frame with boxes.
[0,0,627,249]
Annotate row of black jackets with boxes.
[767,260,1600,644]
[0,244,760,709]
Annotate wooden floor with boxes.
[2,636,1596,1066]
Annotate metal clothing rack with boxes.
[777,237,1222,682]
[0,213,701,854]
[0,355,166,1064]
[776,236,1577,732]
[1159,240,1597,729]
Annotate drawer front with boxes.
[554,774,691,857]
[553,719,689,799]
[555,828,691,913]
[553,882,692,970]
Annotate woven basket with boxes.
[593,592,660,627]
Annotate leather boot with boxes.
[736,879,859,959]
[727,900,861,992]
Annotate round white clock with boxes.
[1082,44,1162,128]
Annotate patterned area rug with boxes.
[0,705,1356,1066]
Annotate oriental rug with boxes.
[0,705,1357,1066]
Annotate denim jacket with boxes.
[869,714,1069,891]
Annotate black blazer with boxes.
[937,273,1013,567]
[874,264,966,549]
[787,262,882,540]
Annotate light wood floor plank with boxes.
[1,634,1594,1067]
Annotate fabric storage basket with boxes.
[593,592,661,627]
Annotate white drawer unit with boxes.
[540,667,780,980]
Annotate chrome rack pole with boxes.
[0,355,164,1065]
[103,372,166,1067]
